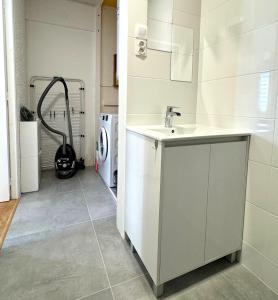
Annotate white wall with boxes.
[117,0,201,235]
[101,5,118,114]
[25,0,97,166]
[197,0,278,294]
[0,0,10,202]
[126,0,200,126]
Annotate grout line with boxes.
[199,70,278,85]
[5,220,91,242]
[200,10,278,51]
[246,201,278,221]
[196,112,277,121]
[243,241,278,269]
[242,263,278,297]
[75,288,111,300]
[92,213,117,223]
[242,242,278,296]
[200,0,230,18]
[110,274,145,289]
[78,175,116,300]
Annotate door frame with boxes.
[3,0,21,200]
[0,0,10,202]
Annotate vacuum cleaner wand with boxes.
[37,77,73,155]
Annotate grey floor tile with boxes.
[112,271,241,300]
[38,170,82,197]
[94,216,145,286]
[80,289,114,300]
[113,276,156,300]
[183,275,243,300]
[6,189,90,239]
[0,222,109,300]
[221,264,278,300]
[164,259,233,296]
[83,180,110,196]
[112,259,278,300]
[78,168,104,189]
[85,190,116,221]
[54,175,82,194]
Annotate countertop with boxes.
[126,124,251,142]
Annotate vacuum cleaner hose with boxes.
[37,77,73,155]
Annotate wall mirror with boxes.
[147,0,194,82]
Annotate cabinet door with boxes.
[205,141,247,262]
[160,144,210,284]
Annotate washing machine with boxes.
[98,114,118,187]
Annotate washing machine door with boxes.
[98,127,108,163]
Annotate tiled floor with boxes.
[0,168,277,300]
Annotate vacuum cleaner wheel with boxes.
[55,144,77,179]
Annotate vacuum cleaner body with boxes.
[37,77,85,179]
[55,144,77,179]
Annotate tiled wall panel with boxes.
[127,0,201,125]
[197,0,278,294]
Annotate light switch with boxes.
[134,23,147,40]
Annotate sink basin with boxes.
[149,126,196,136]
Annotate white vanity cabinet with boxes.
[125,130,249,296]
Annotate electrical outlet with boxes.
[135,39,147,57]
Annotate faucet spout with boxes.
[165,106,181,128]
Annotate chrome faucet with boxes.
[165,106,181,128]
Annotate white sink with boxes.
[148,126,197,136]
[127,124,251,141]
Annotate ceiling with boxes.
[102,0,117,7]
[68,0,102,6]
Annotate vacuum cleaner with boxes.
[37,77,85,179]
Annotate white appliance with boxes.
[98,114,118,187]
[20,121,41,193]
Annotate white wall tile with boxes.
[197,114,275,165]
[267,167,278,217]
[173,10,200,50]
[128,0,147,38]
[171,52,193,82]
[199,23,278,82]
[272,121,278,166]
[246,161,271,211]
[127,113,196,126]
[173,0,201,16]
[127,76,197,114]
[242,242,278,295]
[197,72,278,118]
[128,37,171,79]
[126,0,200,123]
[246,118,275,165]
[148,0,173,23]
[172,25,193,54]
[200,0,253,49]
[199,0,278,293]
[244,202,278,266]
[201,0,278,49]
[148,19,172,52]
[201,0,228,16]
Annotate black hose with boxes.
[37,77,74,155]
